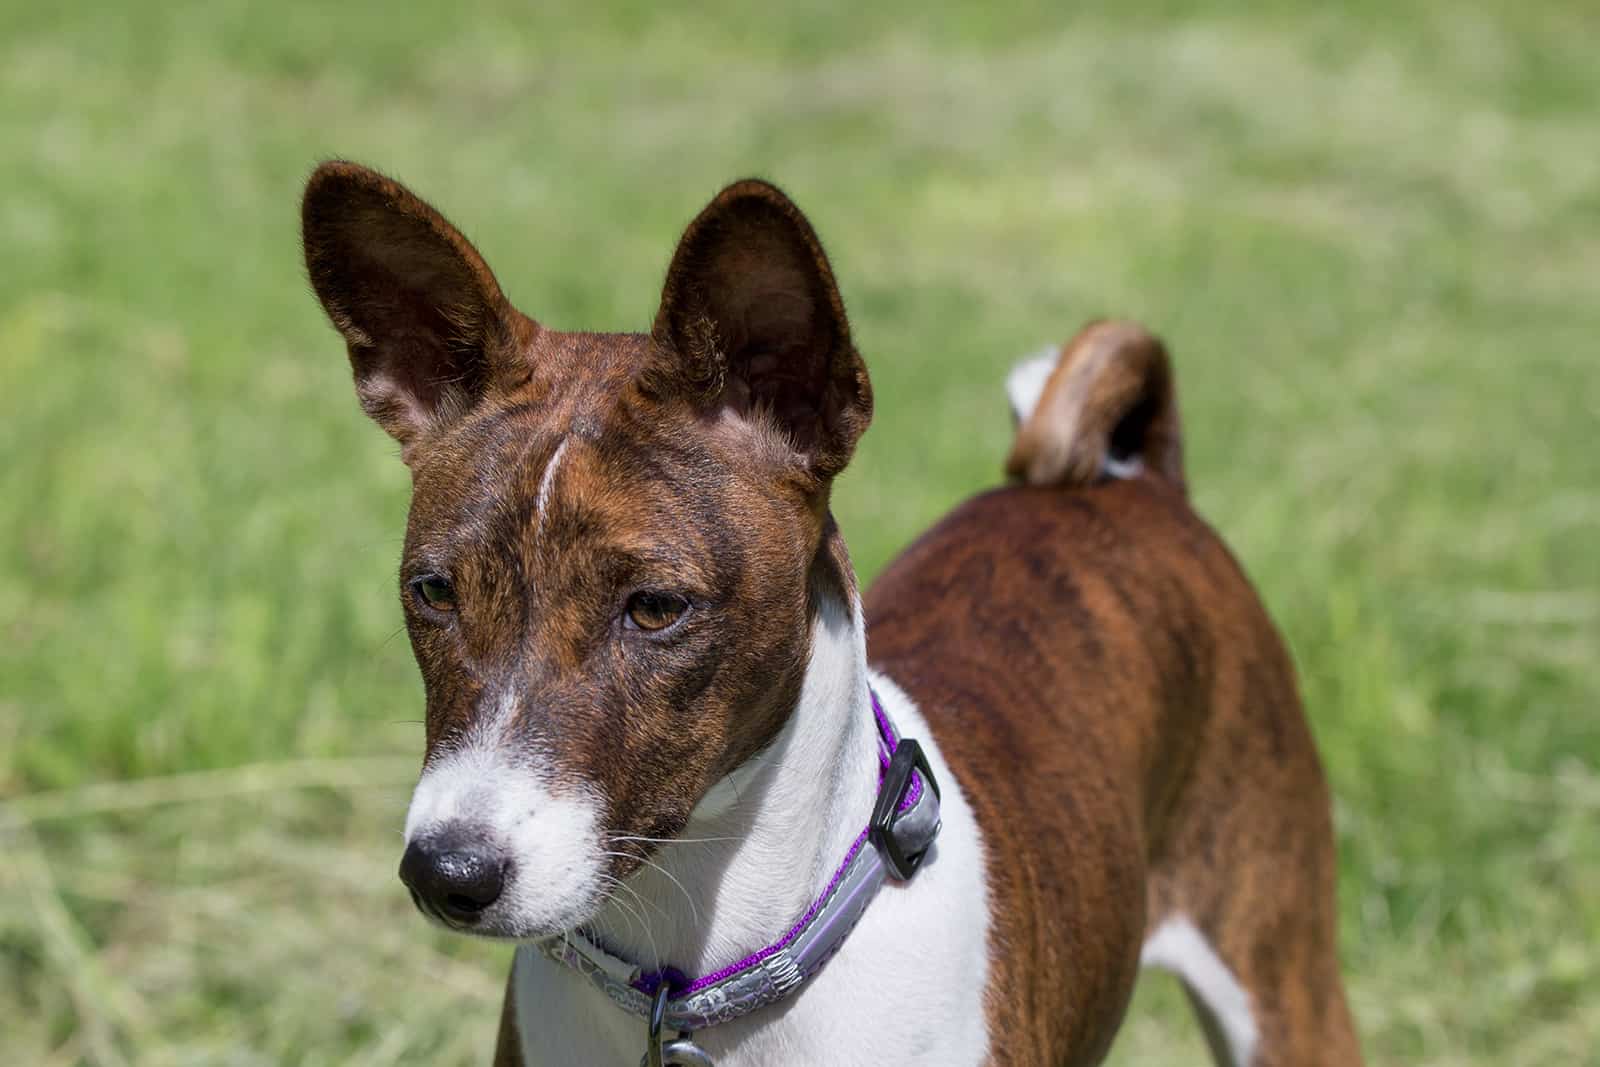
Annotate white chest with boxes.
[513,672,992,1067]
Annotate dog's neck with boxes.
[587,589,879,976]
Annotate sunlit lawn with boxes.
[2,1,1596,1063]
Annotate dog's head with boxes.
[302,163,871,937]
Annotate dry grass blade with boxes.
[1,757,419,830]
[9,825,146,1067]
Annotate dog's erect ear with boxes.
[302,161,519,459]
[649,180,872,482]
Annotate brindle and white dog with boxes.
[302,163,1363,1066]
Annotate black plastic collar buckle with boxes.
[868,737,941,881]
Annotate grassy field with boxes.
[2,1,1597,1063]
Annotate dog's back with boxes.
[865,323,1361,1066]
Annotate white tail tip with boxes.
[1005,347,1060,425]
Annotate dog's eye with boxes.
[625,591,689,632]
[409,574,457,613]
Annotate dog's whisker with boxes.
[596,848,702,929]
[609,879,662,970]
[606,834,740,846]
[594,876,645,943]
[596,870,668,966]
[637,856,700,925]
[596,859,674,921]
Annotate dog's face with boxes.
[302,164,870,938]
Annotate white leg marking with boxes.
[1141,918,1259,1066]
[1005,347,1061,425]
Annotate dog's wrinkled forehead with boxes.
[407,336,740,561]
[409,328,644,470]
[407,323,819,570]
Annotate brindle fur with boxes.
[304,163,1361,1066]
[868,477,1361,1064]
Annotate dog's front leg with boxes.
[492,970,524,1067]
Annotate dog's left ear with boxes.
[650,180,872,482]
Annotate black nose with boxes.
[399,835,507,925]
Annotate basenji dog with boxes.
[302,162,1363,1066]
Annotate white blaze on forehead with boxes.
[404,694,606,936]
[535,435,571,535]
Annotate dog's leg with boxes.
[1143,717,1363,1067]
[492,966,524,1067]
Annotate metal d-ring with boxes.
[642,984,669,1067]
[641,984,716,1067]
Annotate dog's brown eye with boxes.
[409,574,456,613]
[625,591,689,632]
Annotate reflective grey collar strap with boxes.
[536,691,942,1036]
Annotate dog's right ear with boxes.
[302,161,519,461]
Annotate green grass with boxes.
[2,1,1596,1062]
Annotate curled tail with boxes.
[1004,319,1185,494]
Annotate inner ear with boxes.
[675,214,839,433]
[302,161,516,455]
[651,180,871,479]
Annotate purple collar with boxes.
[536,688,942,1063]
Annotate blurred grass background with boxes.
[2,0,1596,1063]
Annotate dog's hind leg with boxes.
[1142,707,1363,1067]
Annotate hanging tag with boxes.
[660,1038,715,1066]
